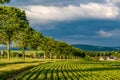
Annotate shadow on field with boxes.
[0,65,39,80]
[0,61,41,67]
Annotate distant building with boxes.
[99,56,105,61]
[106,56,116,61]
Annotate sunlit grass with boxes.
[0,58,40,63]
[0,57,49,79]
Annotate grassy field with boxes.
[1,59,120,80]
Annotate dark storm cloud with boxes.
[5,0,120,46]
[36,19,120,46]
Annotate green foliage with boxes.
[0,0,10,4]
[84,50,120,60]
[93,56,99,61]
[85,54,91,60]
[0,6,22,43]
[14,27,31,49]
[0,6,30,60]
[28,31,43,50]
[37,36,85,59]
[11,52,22,57]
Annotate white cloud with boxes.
[23,3,119,24]
[34,25,56,30]
[98,30,113,37]
[98,29,120,37]
[106,0,120,4]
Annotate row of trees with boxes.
[0,6,85,60]
[1,2,118,60]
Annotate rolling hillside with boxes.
[72,44,119,51]
[0,44,119,51]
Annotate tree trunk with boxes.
[55,54,57,59]
[50,52,52,59]
[22,48,25,60]
[67,55,69,60]
[34,52,36,58]
[44,52,46,59]
[60,55,62,59]
[6,40,10,60]
[63,55,65,59]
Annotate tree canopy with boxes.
[0,0,10,4]
[0,6,29,60]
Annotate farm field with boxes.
[0,58,52,80]
[1,1,120,80]
[4,59,120,80]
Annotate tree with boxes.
[47,38,56,59]
[28,31,43,58]
[38,37,53,59]
[28,31,43,50]
[53,41,68,59]
[39,38,57,59]
[0,0,10,4]
[14,27,32,60]
[0,6,29,60]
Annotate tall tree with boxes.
[37,37,55,59]
[28,31,43,58]
[46,38,56,59]
[14,27,32,60]
[0,6,29,60]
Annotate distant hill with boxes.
[0,45,119,51]
[72,44,119,51]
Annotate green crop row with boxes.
[6,60,120,80]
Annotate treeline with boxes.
[85,51,116,57]
[0,6,86,60]
[83,50,120,60]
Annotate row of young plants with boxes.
[0,59,51,80]
[0,63,40,80]
[9,60,120,80]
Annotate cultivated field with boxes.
[0,58,49,80]
[2,59,120,80]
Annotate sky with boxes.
[4,0,120,47]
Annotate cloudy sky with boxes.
[5,0,120,47]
